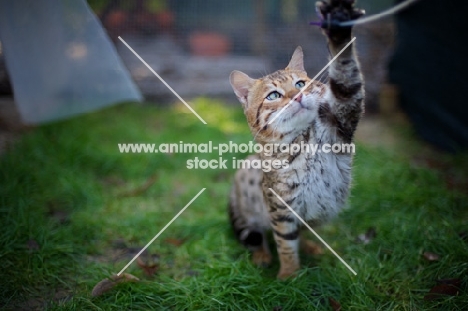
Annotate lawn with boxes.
[1,99,467,310]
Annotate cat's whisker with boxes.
[252,108,284,144]
[311,67,328,81]
[315,70,328,84]
[254,65,269,79]
[254,102,293,143]
[269,109,290,141]
[251,112,270,142]
[252,127,263,142]
[254,114,278,142]
[319,74,329,84]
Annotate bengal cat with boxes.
[228,0,365,279]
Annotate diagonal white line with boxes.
[117,188,206,276]
[118,36,207,125]
[339,0,421,27]
[268,37,356,125]
[268,188,357,275]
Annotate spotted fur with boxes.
[229,0,365,279]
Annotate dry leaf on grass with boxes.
[437,278,462,286]
[136,254,160,277]
[422,251,440,262]
[91,273,139,297]
[328,297,342,311]
[424,278,461,301]
[356,227,376,244]
[118,174,158,197]
[100,176,126,187]
[165,237,186,247]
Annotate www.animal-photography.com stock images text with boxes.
[1,0,467,310]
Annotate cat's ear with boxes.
[286,46,306,72]
[230,70,255,108]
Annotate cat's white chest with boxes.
[288,146,353,222]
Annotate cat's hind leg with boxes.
[228,161,272,267]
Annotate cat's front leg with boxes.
[270,211,300,279]
[316,0,365,143]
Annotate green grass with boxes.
[1,99,467,310]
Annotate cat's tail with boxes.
[228,187,266,251]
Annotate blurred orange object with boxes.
[156,10,174,30]
[189,32,231,57]
[105,10,127,29]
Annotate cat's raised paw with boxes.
[316,0,364,21]
[315,0,365,43]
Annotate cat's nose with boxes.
[293,93,302,103]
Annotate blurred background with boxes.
[1,0,466,151]
[89,0,394,110]
[0,0,396,145]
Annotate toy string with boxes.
[310,0,422,27]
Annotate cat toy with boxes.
[310,0,421,29]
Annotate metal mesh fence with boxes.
[3,0,394,111]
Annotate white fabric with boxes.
[0,0,142,124]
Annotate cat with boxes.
[228,0,365,279]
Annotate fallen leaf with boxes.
[328,297,342,311]
[126,247,149,257]
[422,251,440,262]
[356,227,377,244]
[424,278,461,301]
[91,273,139,297]
[100,176,125,187]
[118,174,157,197]
[136,253,160,277]
[27,239,40,252]
[424,284,459,300]
[437,278,461,286]
[165,237,186,247]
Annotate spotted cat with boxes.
[228,0,365,279]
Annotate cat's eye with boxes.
[266,91,282,101]
[295,80,306,89]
